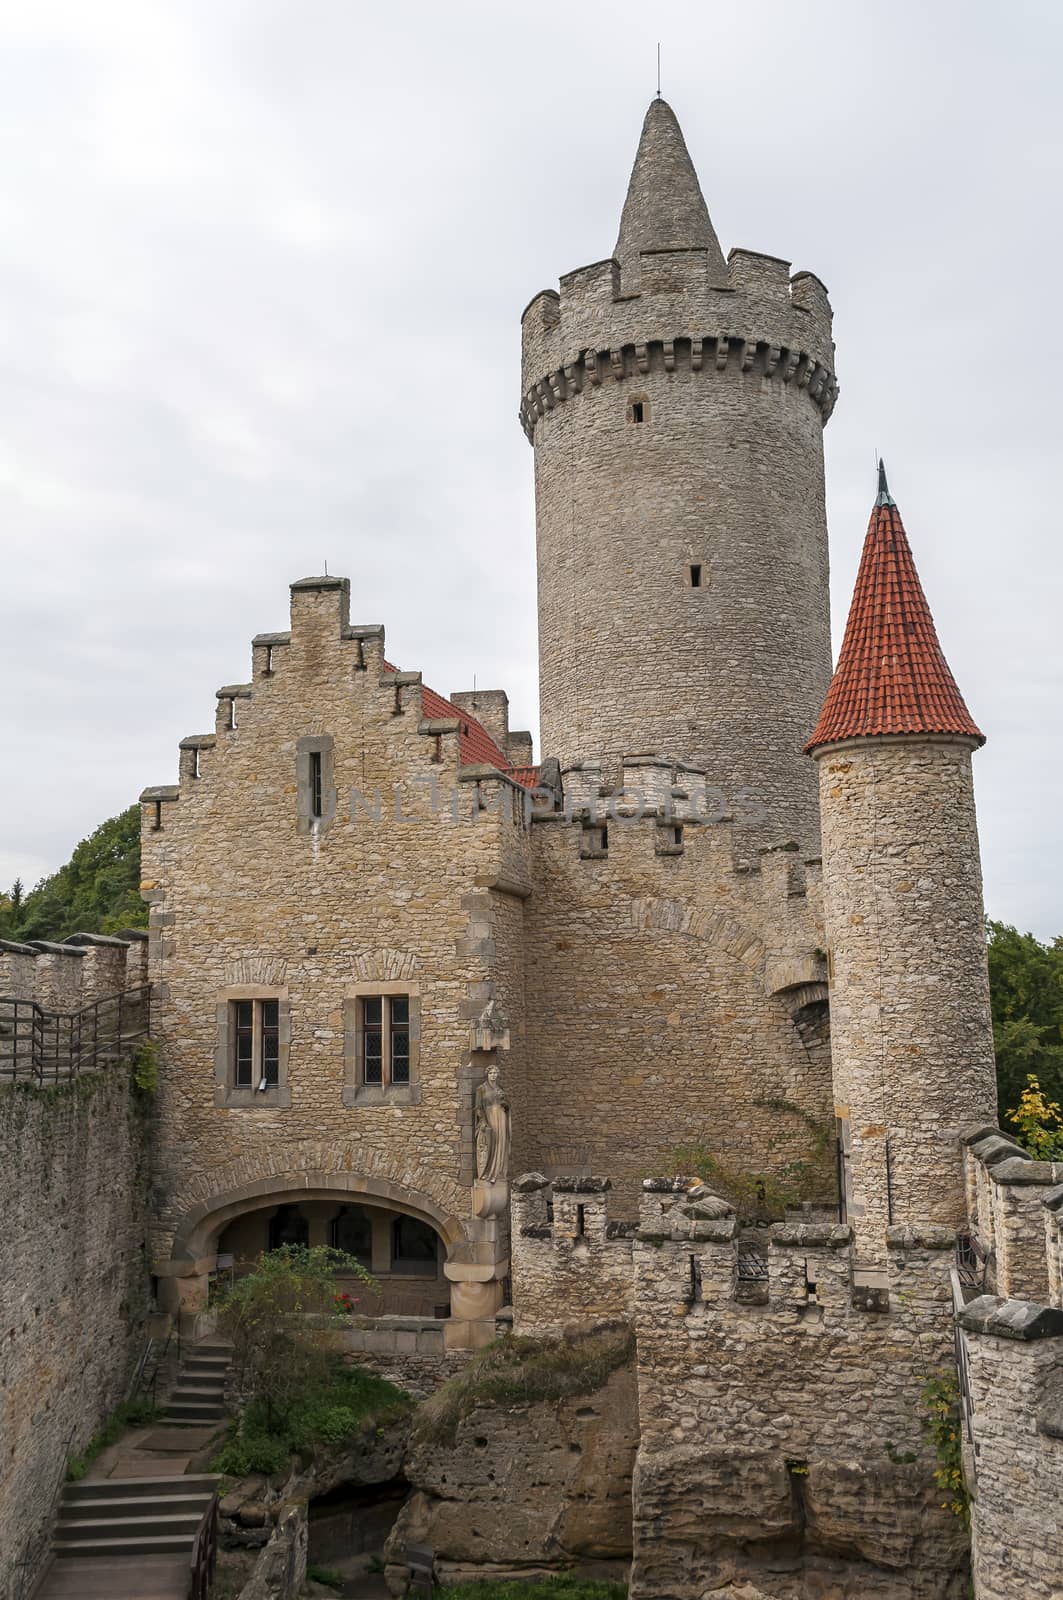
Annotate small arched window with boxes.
[628,395,650,425]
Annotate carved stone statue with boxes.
[474,1062,511,1184]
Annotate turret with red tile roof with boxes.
[809,465,996,1264]
[806,462,983,752]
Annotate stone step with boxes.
[35,1554,191,1598]
[64,1475,218,1501]
[56,1513,204,1542]
[47,1533,196,1558]
[171,1380,225,1398]
[58,1494,213,1521]
[163,1399,225,1420]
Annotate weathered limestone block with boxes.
[236,1501,308,1600]
[385,1363,636,1583]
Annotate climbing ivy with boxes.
[921,1371,969,1525]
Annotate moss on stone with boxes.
[413,1322,634,1447]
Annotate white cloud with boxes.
[0,0,1060,938]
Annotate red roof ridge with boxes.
[806,465,983,753]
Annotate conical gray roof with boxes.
[614,98,726,278]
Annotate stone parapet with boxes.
[520,245,836,441]
[962,1126,1063,1302]
[0,932,146,1015]
[957,1293,1063,1600]
[511,1173,634,1338]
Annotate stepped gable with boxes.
[806,462,983,751]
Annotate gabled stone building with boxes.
[140,96,996,1382]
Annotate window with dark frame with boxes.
[232,998,280,1089]
[331,1204,373,1266]
[309,750,323,818]
[391,1214,438,1271]
[360,995,410,1088]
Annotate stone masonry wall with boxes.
[140,576,532,1337]
[518,811,832,1217]
[0,1071,150,1597]
[510,1175,634,1337]
[962,1126,1063,1301]
[630,1181,968,1600]
[816,738,997,1259]
[958,1296,1063,1600]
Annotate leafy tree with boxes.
[0,807,146,944]
[986,920,1063,1120]
[218,1244,375,1428]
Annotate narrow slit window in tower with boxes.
[309,751,323,819]
[689,564,702,588]
[576,1204,586,1236]
[631,401,644,423]
[263,645,274,676]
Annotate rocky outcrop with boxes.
[236,1502,307,1600]
[384,1361,636,1589]
[631,1445,969,1600]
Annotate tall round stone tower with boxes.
[520,98,839,846]
[807,465,998,1261]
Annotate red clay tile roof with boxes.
[383,660,535,783]
[506,765,541,790]
[806,465,983,752]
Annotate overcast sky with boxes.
[1,1,1060,938]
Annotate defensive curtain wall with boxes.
[509,1142,1063,1600]
[0,935,152,1599]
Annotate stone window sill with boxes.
[215,1085,293,1109]
[343,1084,422,1108]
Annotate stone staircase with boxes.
[161,1339,231,1427]
[52,1473,218,1556]
[32,1339,231,1598]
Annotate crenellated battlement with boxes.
[962,1123,1063,1305]
[520,243,835,441]
[0,930,148,1016]
[511,1171,958,1342]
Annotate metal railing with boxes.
[955,1229,992,1295]
[189,1491,218,1600]
[0,985,151,1084]
[951,1266,976,1444]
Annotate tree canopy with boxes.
[0,806,147,944]
[986,918,1063,1121]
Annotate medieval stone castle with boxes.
[3,96,1061,1600]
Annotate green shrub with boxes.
[132,1038,160,1095]
[212,1360,410,1474]
[415,1324,634,1447]
[211,1431,291,1478]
